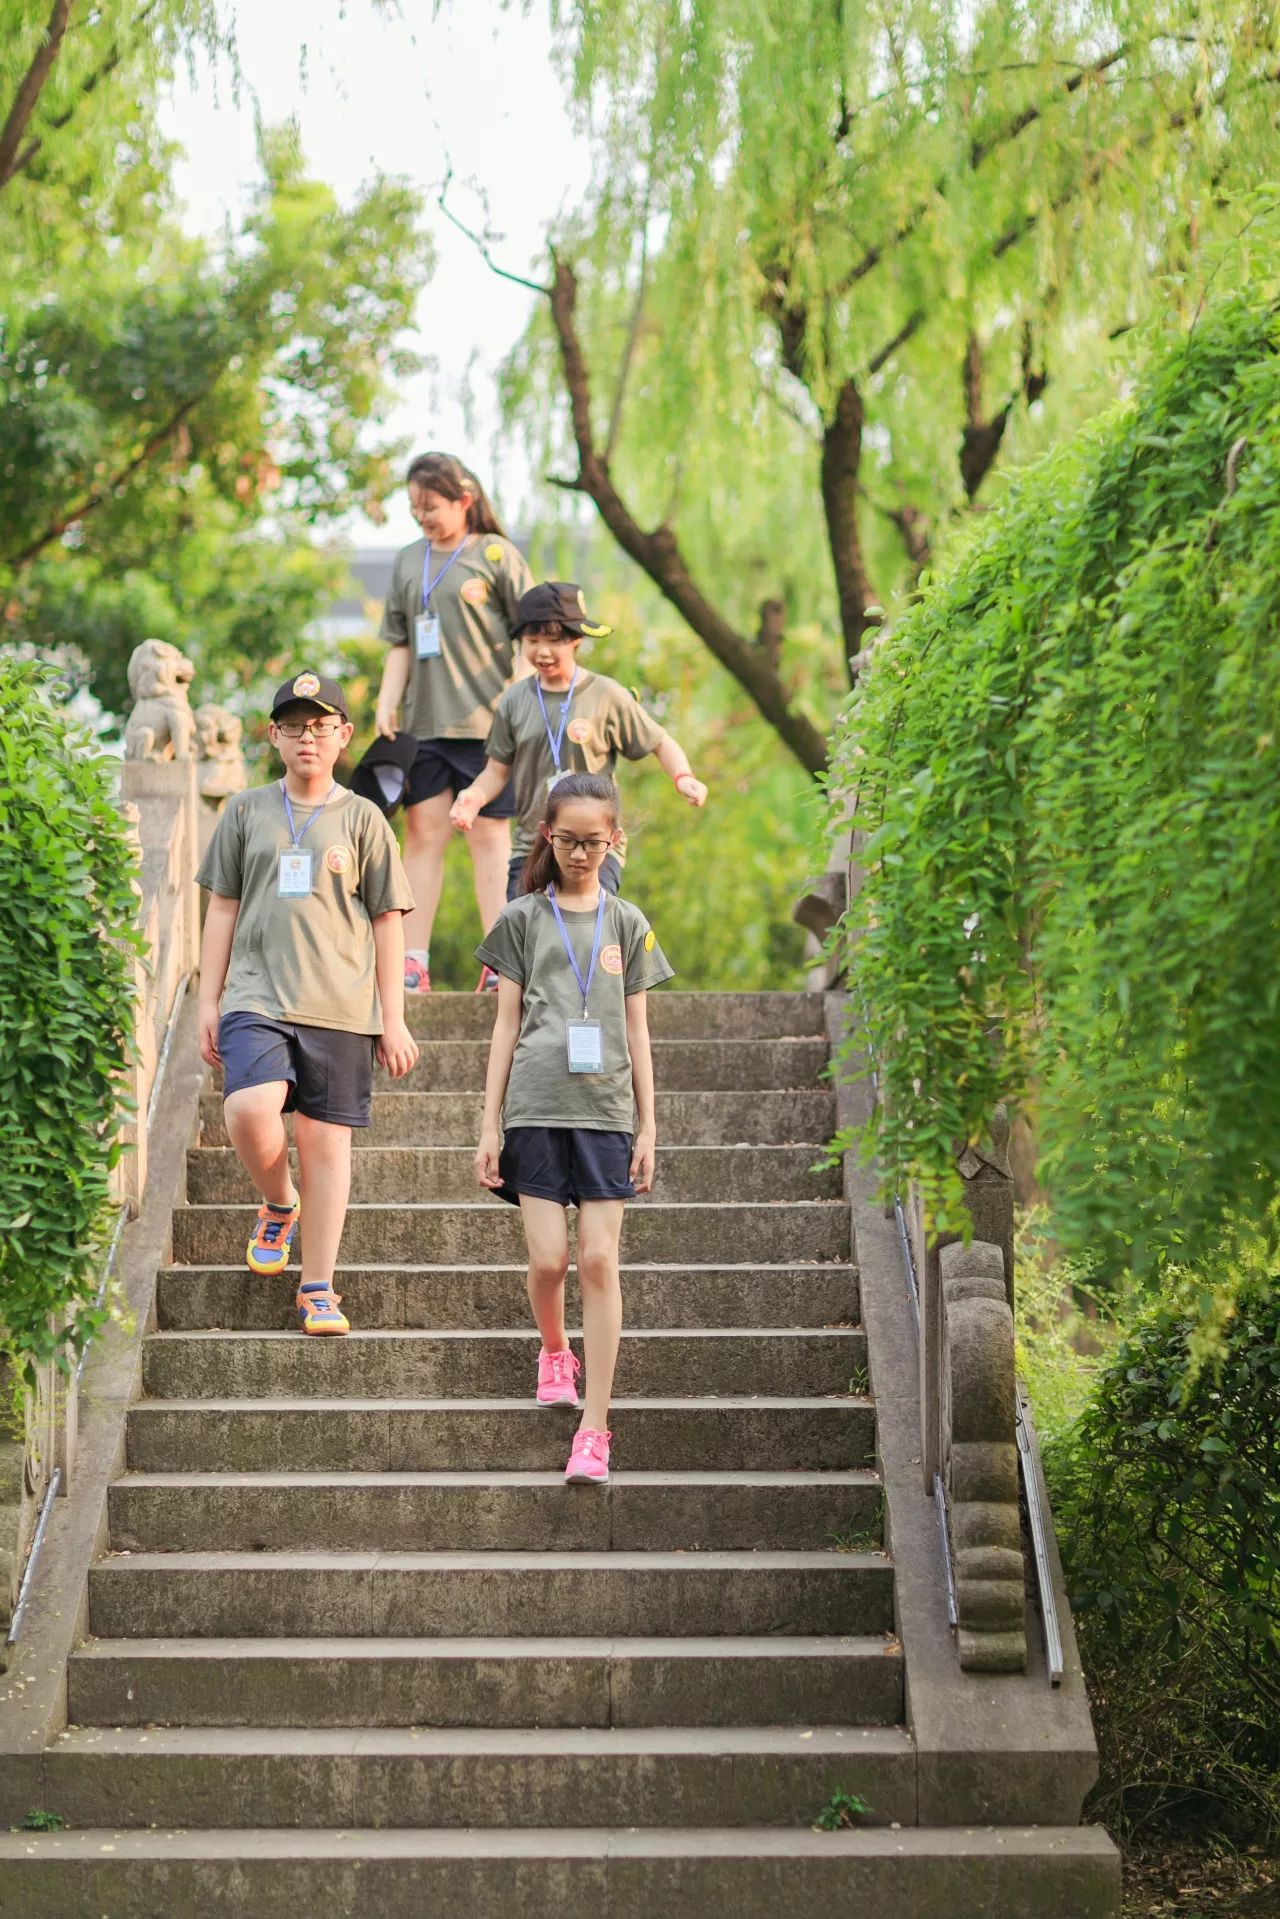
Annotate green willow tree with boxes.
[0,1,427,713]
[492,1,1280,773]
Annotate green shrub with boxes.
[829,295,1280,1274]
[1046,1268,1280,1839]
[0,661,140,1386]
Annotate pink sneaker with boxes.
[536,1347,581,1407]
[565,1427,611,1485]
[404,957,431,995]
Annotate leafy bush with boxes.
[1046,1268,1280,1838]
[0,661,140,1385]
[829,296,1280,1272]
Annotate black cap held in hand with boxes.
[270,671,349,720]
[512,582,612,639]
[351,732,419,818]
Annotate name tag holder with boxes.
[548,882,608,1078]
[277,849,314,897]
[414,612,442,660]
[536,669,579,790]
[277,780,335,902]
[566,1016,604,1074]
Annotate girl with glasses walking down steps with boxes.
[473,773,674,1485]
[371,452,534,994]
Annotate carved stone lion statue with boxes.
[194,704,247,804]
[123,640,196,762]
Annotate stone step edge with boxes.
[173,1200,848,1215]
[73,1632,900,1661]
[0,1825,1117,1863]
[142,1327,866,1344]
[114,1468,882,1489]
[129,1393,875,1413]
[191,1144,835,1159]
[48,1725,910,1756]
[157,1262,859,1276]
[95,1549,890,1574]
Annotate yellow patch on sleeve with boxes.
[644,929,656,952]
[485,542,505,565]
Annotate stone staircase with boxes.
[5,993,1118,1914]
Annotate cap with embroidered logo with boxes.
[512,581,612,640]
[269,672,349,721]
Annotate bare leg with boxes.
[576,1200,625,1432]
[293,1113,353,1288]
[224,1083,295,1207]
[401,789,453,956]
[518,1195,571,1352]
[468,813,513,937]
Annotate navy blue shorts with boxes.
[506,851,623,902]
[219,1012,375,1128]
[407,737,516,818]
[497,1126,635,1207]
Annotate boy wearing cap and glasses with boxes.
[195,672,419,1335]
[450,583,708,899]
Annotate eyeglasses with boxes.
[275,718,343,739]
[549,832,613,855]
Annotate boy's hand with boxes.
[376,1017,419,1079]
[450,787,483,833]
[630,1128,656,1194]
[674,773,708,807]
[374,697,400,741]
[474,1126,503,1190]
[197,1002,222,1067]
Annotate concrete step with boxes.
[200,1087,838,1148]
[210,1037,831,1095]
[186,1143,842,1204]
[154,1262,861,1332]
[140,1328,869,1401]
[400,991,827,1041]
[38,1725,916,1830]
[169,1200,853,1267]
[88,1550,894,1640]
[0,1825,1122,1918]
[127,1396,876,1473]
[69,1631,903,1729]
[108,1469,884,1554]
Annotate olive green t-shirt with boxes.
[380,533,534,740]
[197,783,415,1036]
[485,669,668,860]
[475,890,675,1131]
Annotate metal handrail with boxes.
[6,1468,62,1646]
[1016,1390,1066,1685]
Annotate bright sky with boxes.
[161,0,588,547]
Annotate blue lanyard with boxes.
[280,780,336,847]
[534,668,579,771]
[420,536,471,609]
[547,883,607,1013]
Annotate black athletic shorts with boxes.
[506,851,623,902]
[407,737,516,818]
[218,1012,375,1128]
[497,1125,635,1207]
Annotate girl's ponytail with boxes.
[518,772,621,895]
[405,451,507,537]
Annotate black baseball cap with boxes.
[350,731,419,817]
[512,582,612,640]
[269,671,349,720]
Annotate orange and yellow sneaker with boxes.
[296,1281,350,1336]
[245,1199,300,1275]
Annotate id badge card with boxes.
[414,612,442,660]
[277,849,313,898]
[546,768,569,793]
[566,1016,604,1074]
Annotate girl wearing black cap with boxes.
[373,452,534,992]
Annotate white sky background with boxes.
[161,0,589,548]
